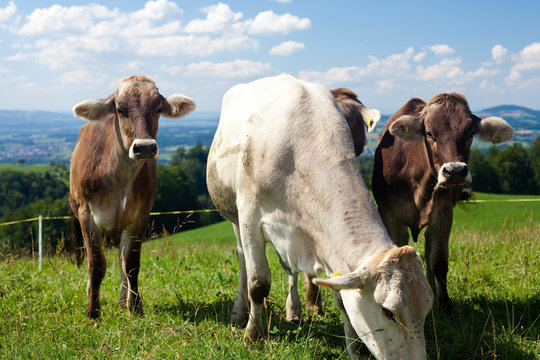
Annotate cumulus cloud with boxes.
[247,11,310,34]
[430,44,455,56]
[185,60,272,79]
[299,47,415,85]
[413,51,426,62]
[506,42,540,86]
[416,57,463,81]
[0,1,17,22]
[184,3,243,34]
[270,41,305,55]
[59,69,109,88]
[491,44,508,64]
[137,34,259,56]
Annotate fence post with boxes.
[38,215,42,271]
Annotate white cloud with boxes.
[0,1,17,22]
[184,3,243,34]
[5,52,26,61]
[491,44,507,64]
[185,60,272,79]
[247,11,310,34]
[416,57,463,81]
[506,42,540,87]
[59,69,109,88]
[270,41,305,55]
[299,47,415,85]
[131,0,183,21]
[413,51,426,62]
[430,44,455,56]
[137,34,259,56]
[275,0,292,3]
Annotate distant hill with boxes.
[475,105,540,131]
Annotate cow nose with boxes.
[129,139,158,160]
[438,162,471,185]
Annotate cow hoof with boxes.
[86,306,101,319]
[244,325,264,343]
[230,311,249,328]
[306,303,324,316]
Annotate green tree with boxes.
[529,136,540,193]
[151,165,199,235]
[489,144,536,194]
[468,149,501,193]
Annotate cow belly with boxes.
[261,218,323,276]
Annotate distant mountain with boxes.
[475,105,540,131]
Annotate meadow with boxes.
[0,193,538,359]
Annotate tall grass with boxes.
[1,196,539,359]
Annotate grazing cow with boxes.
[70,74,195,318]
[372,93,514,311]
[207,74,433,359]
[286,87,381,322]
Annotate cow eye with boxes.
[117,108,128,117]
[425,130,434,139]
[156,107,162,114]
[382,307,396,322]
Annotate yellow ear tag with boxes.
[491,132,503,143]
[402,126,411,138]
[365,116,373,128]
[334,272,343,277]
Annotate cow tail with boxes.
[70,211,85,268]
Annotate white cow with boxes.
[206,74,433,360]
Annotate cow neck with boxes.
[113,107,129,156]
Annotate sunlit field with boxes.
[1,193,538,359]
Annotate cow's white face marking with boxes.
[129,139,158,160]
[437,161,472,186]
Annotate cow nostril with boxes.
[442,167,451,175]
[459,166,469,177]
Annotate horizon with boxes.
[0,1,539,114]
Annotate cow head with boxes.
[388,93,513,188]
[73,74,196,160]
[314,246,434,360]
[331,88,381,156]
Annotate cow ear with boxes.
[312,269,374,292]
[73,99,114,121]
[361,107,381,132]
[163,94,196,119]
[476,116,514,144]
[389,115,424,141]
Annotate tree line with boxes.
[1,138,539,255]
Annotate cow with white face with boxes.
[207,74,433,359]
[372,93,514,311]
[70,74,195,318]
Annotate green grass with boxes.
[1,198,539,359]
[0,163,52,173]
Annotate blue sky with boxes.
[0,0,539,114]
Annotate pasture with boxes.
[0,193,539,359]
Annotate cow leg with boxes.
[304,273,323,315]
[119,229,144,316]
[424,218,452,313]
[332,291,365,359]
[240,219,271,342]
[230,223,249,327]
[285,274,301,322]
[78,208,106,319]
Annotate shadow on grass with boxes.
[426,295,540,360]
[156,294,359,358]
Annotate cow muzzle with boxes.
[129,139,158,160]
[437,162,471,187]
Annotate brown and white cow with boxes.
[287,87,381,322]
[69,74,195,318]
[372,93,513,311]
[207,74,432,359]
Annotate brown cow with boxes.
[70,74,195,318]
[291,88,381,321]
[372,93,513,311]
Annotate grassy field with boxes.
[0,194,539,359]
